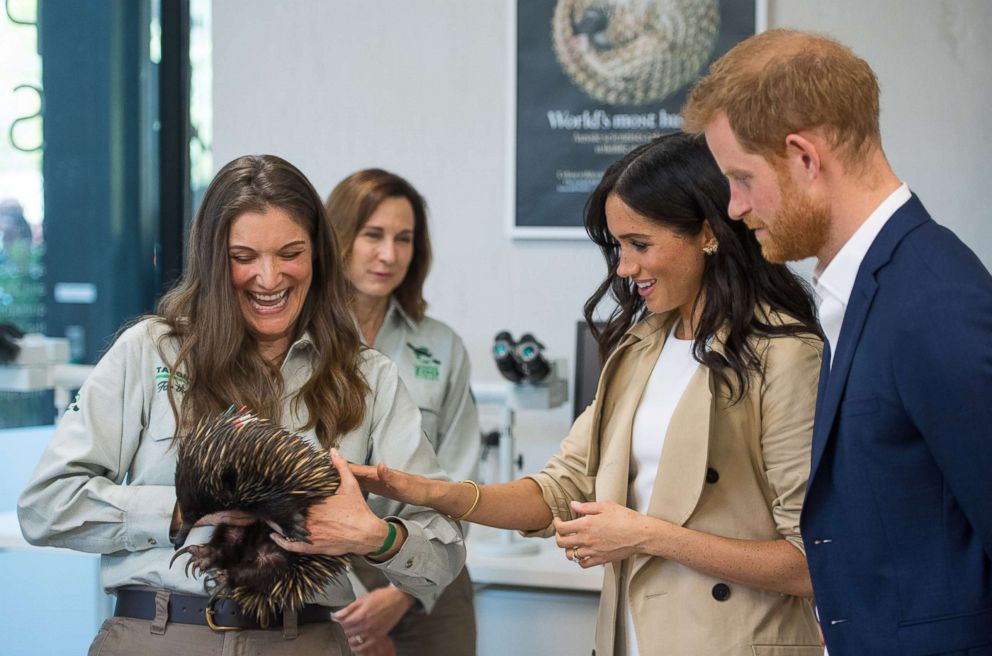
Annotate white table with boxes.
[466,524,602,592]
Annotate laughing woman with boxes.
[18,155,463,656]
[354,133,825,655]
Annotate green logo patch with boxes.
[155,366,188,394]
[407,343,441,381]
[415,365,439,380]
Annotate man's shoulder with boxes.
[863,194,989,290]
[890,218,991,289]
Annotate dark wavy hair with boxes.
[157,154,370,448]
[324,169,432,322]
[582,132,821,402]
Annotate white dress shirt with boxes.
[813,184,911,364]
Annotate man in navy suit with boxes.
[683,29,992,656]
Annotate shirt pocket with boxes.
[146,396,179,442]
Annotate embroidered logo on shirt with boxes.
[407,343,441,381]
[155,366,188,394]
[67,392,80,413]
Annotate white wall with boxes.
[770,0,992,261]
[213,0,992,454]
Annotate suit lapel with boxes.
[809,273,878,476]
[809,195,931,479]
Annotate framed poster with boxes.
[509,0,767,239]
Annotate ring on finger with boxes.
[572,546,580,561]
[354,635,365,646]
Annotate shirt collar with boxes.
[385,297,418,332]
[813,183,911,309]
[285,330,315,355]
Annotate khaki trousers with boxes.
[89,607,349,656]
[353,563,477,656]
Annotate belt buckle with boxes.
[205,598,244,632]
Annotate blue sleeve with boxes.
[892,280,992,556]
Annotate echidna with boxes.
[171,407,347,626]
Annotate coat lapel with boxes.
[809,195,930,479]
[583,312,673,481]
[642,365,712,525]
[627,328,724,582]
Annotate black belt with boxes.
[114,589,333,631]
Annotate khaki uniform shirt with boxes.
[371,300,479,483]
[17,319,464,611]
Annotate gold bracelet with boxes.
[448,480,481,521]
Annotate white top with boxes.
[626,327,699,656]
[813,184,911,364]
[629,327,698,514]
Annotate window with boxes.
[0,0,207,428]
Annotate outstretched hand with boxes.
[554,500,656,568]
[350,461,434,508]
[270,448,389,556]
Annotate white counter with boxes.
[0,511,31,550]
[466,525,602,592]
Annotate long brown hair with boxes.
[157,154,369,447]
[324,169,432,321]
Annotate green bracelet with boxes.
[370,521,397,557]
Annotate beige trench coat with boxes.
[526,311,823,656]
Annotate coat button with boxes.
[706,467,719,484]
[711,583,731,601]
[404,559,414,569]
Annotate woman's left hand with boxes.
[343,630,396,656]
[270,448,392,557]
[335,587,414,648]
[554,500,660,568]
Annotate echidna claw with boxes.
[264,518,286,535]
[170,545,194,569]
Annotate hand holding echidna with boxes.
[269,448,408,558]
[170,408,349,626]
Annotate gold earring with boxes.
[702,240,719,255]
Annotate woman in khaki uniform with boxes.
[324,169,480,656]
[355,133,825,655]
[18,156,464,656]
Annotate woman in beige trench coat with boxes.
[355,132,825,656]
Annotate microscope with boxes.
[472,331,568,556]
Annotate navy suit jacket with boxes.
[802,194,992,656]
